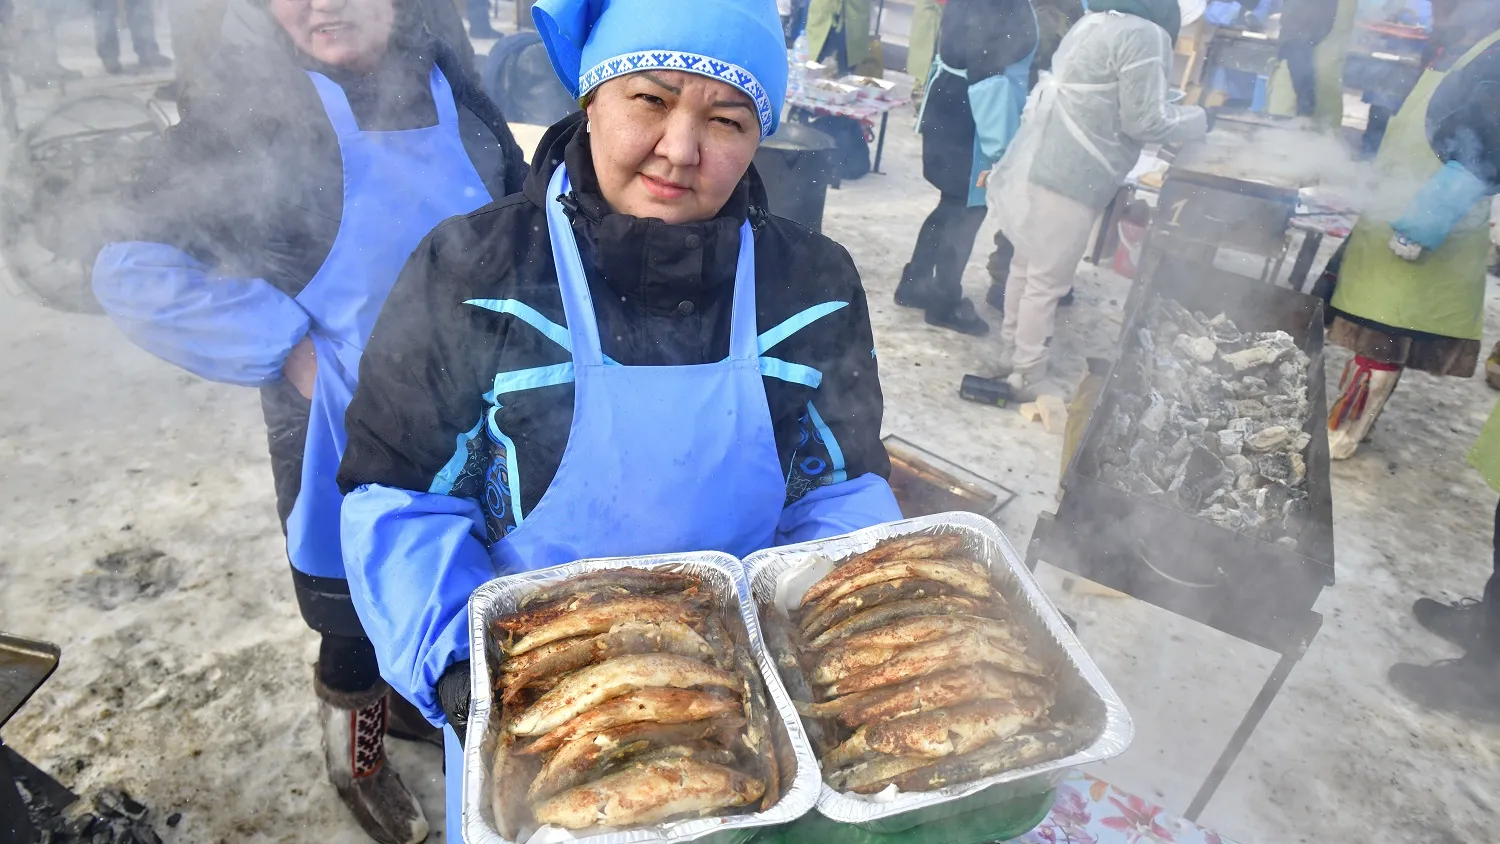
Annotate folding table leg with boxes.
[873,111,891,174]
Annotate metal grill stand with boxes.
[1028,258,1334,821]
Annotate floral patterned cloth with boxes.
[1015,773,1238,844]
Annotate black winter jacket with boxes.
[337,114,892,544]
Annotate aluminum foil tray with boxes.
[464,552,822,844]
[742,512,1133,832]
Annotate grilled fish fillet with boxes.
[727,621,780,811]
[856,725,1091,794]
[823,632,1047,697]
[799,668,1055,728]
[500,636,589,683]
[528,715,745,802]
[864,699,1047,758]
[810,616,1027,686]
[501,621,714,703]
[760,605,836,757]
[806,595,987,650]
[800,535,965,607]
[509,654,740,737]
[531,758,765,829]
[798,578,957,640]
[521,688,742,756]
[804,558,992,613]
[824,754,935,793]
[503,595,711,656]
[518,568,703,610]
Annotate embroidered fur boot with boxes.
[315,671,430,844]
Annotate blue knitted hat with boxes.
[532,0,788,137]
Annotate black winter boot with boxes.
[315,670,430,844]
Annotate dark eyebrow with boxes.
[641,72,754,114]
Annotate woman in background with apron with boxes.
[335,0,904,837]
[1323,27,1500,459]
[92,0,524,839]
[894,0,1038,337]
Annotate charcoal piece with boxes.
[1275,536,1299,549]
[1257,453,1294,484]
[1235,399,1268,419]
[1223,346,1277,371]
[117,792,148,823]
[95,790,126,819]
[1159,298,1209,337]
[1168,402,1197,430]
[1291,431,1312,452]
[1289,453,1307,487]
[1238,375,1269,397]
[1137,327,1156,352]
[1166,435,1194,465]
[1217,428,1245,455]
[1247,425,1293,452]
[1207,313,1242,343]
[1227,417,1257,435]
[1174,333,1218,363]
[1223,454,1254,475]
[166,813,182,828]
[1139,390,1168,432]
[1234,473,1262,491]
[133,828,163,844]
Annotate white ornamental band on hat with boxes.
[531,0,790,137]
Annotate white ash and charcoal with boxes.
[15,780,176,844]
[1092,296,1313,545]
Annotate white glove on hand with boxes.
[1388,233,1423,262]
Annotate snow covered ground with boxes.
[4,16,1500,844]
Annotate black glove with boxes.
[437,660,471,747]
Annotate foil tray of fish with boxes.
[1093,295,1315,545]
[743,512,1131,828]
[464,554,820,844]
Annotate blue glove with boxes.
[1206,1,1245,27]
[1391,160,1490,250]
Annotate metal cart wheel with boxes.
[1,93,169,314]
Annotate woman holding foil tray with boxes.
[335,0,904,836]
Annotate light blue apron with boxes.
[284,67,492,582]
[443,162,790,840]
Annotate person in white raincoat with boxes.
[988,0,1207,392]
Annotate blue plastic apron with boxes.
[285,67,492,581]
[443,162,787,840]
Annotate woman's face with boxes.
[585,70,762,225]
[270,0,395,73]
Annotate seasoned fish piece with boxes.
[489,733,538,839]
[625,741,738,769]
[509,654,740,737]
[501,620,714,703]
[804,558,992,613]
[518,567,703,609]
[800,535,965,607]
[760,605,836,757]
[824,633,1047,697]
[864,699,1048,758]
[810,616,1027,685]
[803,668,1055,728]
[521,688,742,756]
[856,725,1092,793]
[500,636,589,683]
[528,715,746,802]
[727,619,780,811]
[531,758,765,829]
[807,595,987,650]
[799,578,956,640]
[824,754,935,793]
[503,595,711,656]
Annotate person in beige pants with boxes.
[988,0,1205,393]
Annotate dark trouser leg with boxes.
[1279,42,1318,117]
[910,198,957,283]
[931,196,987,311]
[93,0,121,65]
[1483,499,1500,658]
[1362,105,1392,158]
[319,634,382,694]
[124,0,161,60]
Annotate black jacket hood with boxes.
[521,113,774,312]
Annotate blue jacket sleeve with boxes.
[1391,160,1491,249]
[93,241,310,386]
[969,66,1030,163]
[776,472,902,546]
[342,483,497,725]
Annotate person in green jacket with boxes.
[1324,27,1500,460]
[1389,400,1500,719]
[908,0,945,96]
[807,0,872,72]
